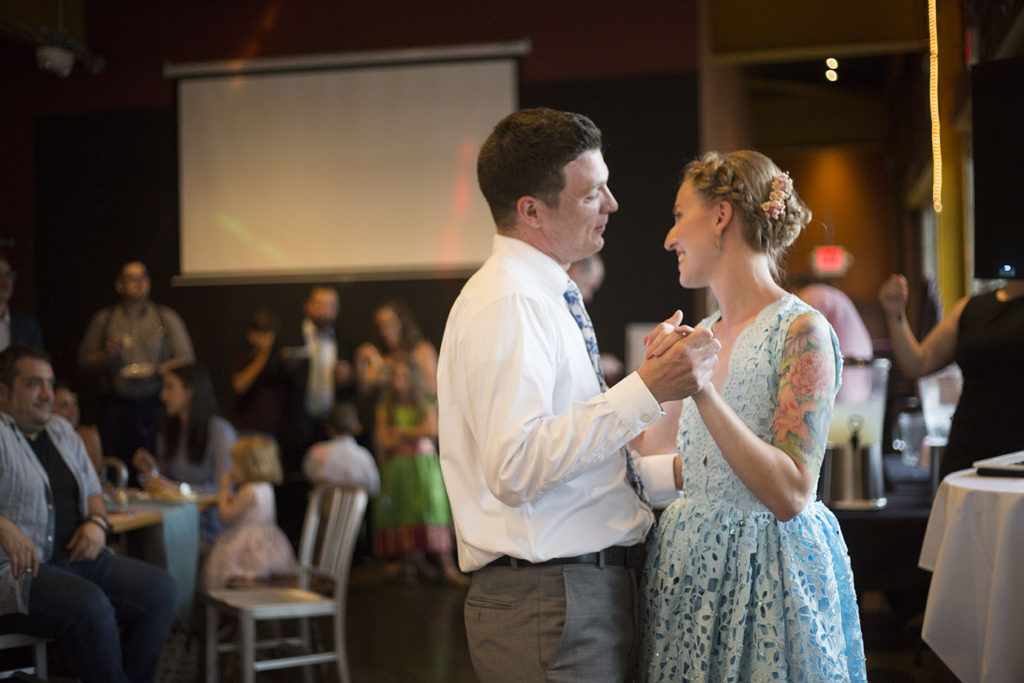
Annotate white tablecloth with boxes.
[919,470,1024,683]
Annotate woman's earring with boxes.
[716,233,723,250]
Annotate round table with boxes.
[919,469,1024,682]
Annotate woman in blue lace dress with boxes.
[633,150,866,682]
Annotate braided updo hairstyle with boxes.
[683,150,811,281]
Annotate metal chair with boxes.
[0,633,48,679]
[204,484,368,683]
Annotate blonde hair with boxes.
[231,435,283,485]
[683,150,811,280]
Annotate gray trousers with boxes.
[465,563,638,682]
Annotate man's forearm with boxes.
[87,494,106,518]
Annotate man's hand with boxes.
[0,517,40,579]
[103,333,124,358]
[67,520,106,563]
[636,324,720,404]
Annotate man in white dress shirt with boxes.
[437,108,720,682]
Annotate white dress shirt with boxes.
[302,318,336,418]
[303,435,381,496]
[438,235,677,572]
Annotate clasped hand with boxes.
[66,518,105,563]
[637,310,719,404]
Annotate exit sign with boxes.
[812,246,852,276]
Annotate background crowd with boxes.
[0,251,460,680]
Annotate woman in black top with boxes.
[879,274,1024,476]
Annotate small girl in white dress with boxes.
[202,435,298,590]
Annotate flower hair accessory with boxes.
[760,172,793,221]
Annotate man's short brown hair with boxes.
[477,108,603,229]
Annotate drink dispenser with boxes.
[818,358,891,509]
[918,363,963,493]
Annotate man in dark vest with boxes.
[78,261,195,465]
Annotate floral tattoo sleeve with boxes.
[772,312,837,470]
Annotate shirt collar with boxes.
[0,411,53,443]
[491,234,572,297]
[302,317,335,340]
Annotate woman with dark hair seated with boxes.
[133,364,237,547]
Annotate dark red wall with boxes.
[4,2,701,422]
[1,0,698,312]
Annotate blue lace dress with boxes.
[640,295,866,682]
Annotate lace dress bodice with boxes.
[677,296,820,512]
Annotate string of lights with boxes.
[928,0,942,213]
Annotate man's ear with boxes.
[516,195,544,230]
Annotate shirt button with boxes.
[641,412,654,423]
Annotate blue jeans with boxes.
[0,548,176,683]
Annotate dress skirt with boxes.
[373,451,454,557]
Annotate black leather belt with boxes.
[483,545,636,570]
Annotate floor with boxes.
[5,559,959,682]
[338,458,960,681]
[342,562,960,683]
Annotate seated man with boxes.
[0,345,176,683]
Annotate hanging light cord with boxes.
[929,0,943,213]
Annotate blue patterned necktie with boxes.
[564,278,650,505]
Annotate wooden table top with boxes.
[108,492,217,534]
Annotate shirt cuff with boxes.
[635,452,682,508]
[604,371,663,434]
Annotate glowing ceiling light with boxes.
[929,0,942,212]
[825,69,838,82]
[826,58,839,69]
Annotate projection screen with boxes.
[169,45,522,283]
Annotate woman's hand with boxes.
[355,343,385,391]
[251,329,275,354]
[141,471,180,495]
[355,342,383,365]
[879,274,909,319]
[643,311,695,359]
[132,447,156,474]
